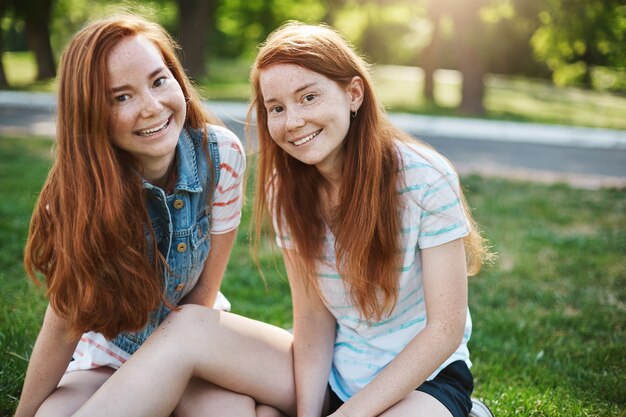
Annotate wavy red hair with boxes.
[251,22,492,321]
[24,14,219,340]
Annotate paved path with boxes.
[2,91,625,188]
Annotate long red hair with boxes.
[24,14,219,340]
[251,22,491,321]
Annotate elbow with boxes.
[428,317,466,355]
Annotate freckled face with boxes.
[107,35,186,182]
[259,63,361,176]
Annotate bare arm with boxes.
[14,305,79,417]
[332,238,468,417]
[180,229,237,307]
[284,249,337,417]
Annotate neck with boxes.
[315,153,344,191]
[143,153,176,189]
[317,162,343,219]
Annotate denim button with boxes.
[173,199,184,209]
[177,242,187,252]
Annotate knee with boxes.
[171,304,219,323]
[154,305,223,360]
[163,304,220,335]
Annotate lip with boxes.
[135,115,172,137]
[289,129,322,147]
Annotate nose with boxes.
[285,108,305,131]
[139,91,164,118]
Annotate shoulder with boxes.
[207,125,245,158]
[394,139,458,185]
[206,124,246,179]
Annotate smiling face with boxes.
[259,63,363,179]
[107,35,186,185]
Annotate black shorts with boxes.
[327,360,474,417]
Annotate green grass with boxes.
[1,136,625,416]
[4,52,626,130]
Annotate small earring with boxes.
[351,110,358,119]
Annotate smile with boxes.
[291,129,322,146]
[136,117,170,137]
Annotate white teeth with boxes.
[137,119,169,136]
[293,130,321,146]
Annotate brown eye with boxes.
[154,76,167,87]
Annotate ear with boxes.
[346,76,364,112]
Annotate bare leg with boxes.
[255,404,288,417]
[73,305,295,417]
[35,367,115,417]
[33,351,261,417]
[378,391,452,417]
[174,378,256,417]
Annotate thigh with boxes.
[174,378,256,417]
[71,306,296,417]
[378,390,452,417]
[35,367,115,417]
[169,306,296,414]
[255,404,288,417]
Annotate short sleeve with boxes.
[210,125,246,234]
[402,145,470,249]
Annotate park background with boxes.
[0,0,625,416]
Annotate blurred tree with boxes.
[0,3,9,88]
[10,0,57,80]
[176,0,219,79]
[484,0,546,77]
[449,0,489,115]
[321,0,348,25]
[420,0,444,102]
[0,38,7,88]
[530,0,626,88]
[213,0,325,60]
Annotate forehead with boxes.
[107,35,165,80]
[259,63,333,95]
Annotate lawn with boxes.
[0,135,625,416]
[4,51,626,130]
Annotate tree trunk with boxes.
[458,57,485,115]
[0,32,9,88]
[322,0,347,26]
[420,18,441,102]
[177,0,218,79]
[24,15,56,80]
[452,4,485,115]
[421,0,446,104]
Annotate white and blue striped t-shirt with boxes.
[275,140,472,401]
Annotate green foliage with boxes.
[214,0,327,59]
[3,0,626,94]
[49,0,178,57]
[530,0,626,88]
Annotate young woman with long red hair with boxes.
[249,22,494,417]
[57,21,494,417]
[14,14,292,417]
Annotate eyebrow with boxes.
[110,67,167,93]
[264,82,318,104]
